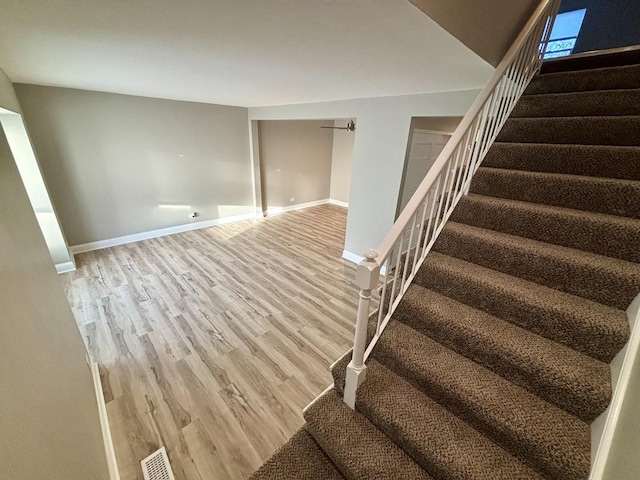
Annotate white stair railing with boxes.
[344,0,561,409]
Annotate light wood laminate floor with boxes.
[61,205,359,480]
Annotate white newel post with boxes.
[344,249,380,409]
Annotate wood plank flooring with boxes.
[61,205,359,480]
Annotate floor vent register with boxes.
[141,447,176,480]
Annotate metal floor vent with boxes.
[141,447,176,480]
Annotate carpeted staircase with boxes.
[249,61,640,479]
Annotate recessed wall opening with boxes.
[0,111,73,273]
[396,116,463,218]
[254,118,355,217]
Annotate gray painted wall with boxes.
[15,84,253,246]
[330,119,355,204]
[0,124,109,480]
[409,0,539,66]
[0,69,21,114]
[258,120,334,210]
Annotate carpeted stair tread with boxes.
[393,284,611,422]
[452,193,640,262]
[250,60,640,480]
[433,221,640,310]
[482,143,640,180]
[354,359,546,480]
[249,428,345,480]
[470,167,640,219]
[511,88,640,117]
[496,116,640,145]
[414,252,629,363]
[525,63,640,94]
[304,389,434,480]
[371,320,591,480]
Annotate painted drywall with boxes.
[559,0,640,53]
[249,120,264,216]
[249,89,480,258]
[0,124,110,480]
[14,84,253,246]
[0,69,73,270]
[0,69,21,114]
[409,0,539,66]
[396,116,463,215]
[258,120,333,211]
[1,0,493,107]
[601,361,640,478]
[330,119,355,204]
[0,114,73,267]
[599,297,640,480]
[411,116,463,134]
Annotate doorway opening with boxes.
[0,108,74,273]
[396,116,463,218]
[252,118,355,217]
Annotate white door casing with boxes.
[398,129,452,213]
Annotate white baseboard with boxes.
[303,383,335,414]
[342,249,364,265]
[329,198,349,208]
[55,260,76,274]
[91,361,120,480]
[266,198,331,216]
[590,293,640,479]
[69,212,255,254]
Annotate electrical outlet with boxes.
[289,197,295,202]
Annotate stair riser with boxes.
[371,325,591,480]
[331,352,349,395]
[413,259,627,363]
[304,390,434,480]
[483,143,640,180]
[356,360,546,480]
[249,429,345,480]
[525,64,640,94]
[496,116,640,146]
[512,89,640,117]
[452,196,640,263]
[470,167,640,219]
[393,295,609,422]
[433,225,640,310]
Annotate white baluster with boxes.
[344,249,380,409]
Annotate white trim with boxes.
[266,198,330,216]
[329,198,349,208]
[413,128,456,136]
[249,120,263,217]
[55,260,76,274]
[303,383,335,414]
[69,213,255,254]
[342,249,364,264]
[590,293,640,480]
[331,349,353,370]
[91,361,120,480]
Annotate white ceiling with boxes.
[0,0,493,107]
